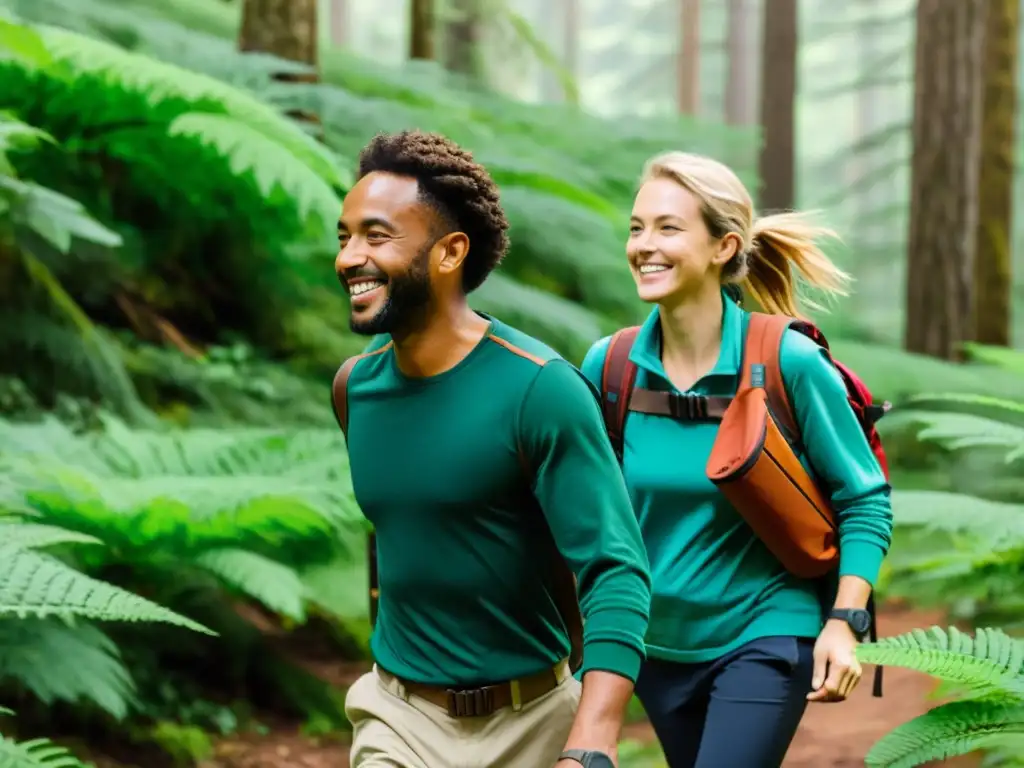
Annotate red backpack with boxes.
[600,315,891,479]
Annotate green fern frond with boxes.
[962,344,1024,376]
[0,617,135,719]
[891,491,1024,551]
[0,733,85,768]
[32,22,347,191]
[0,16,52,71]
[0,543,214,634]
[195,547,307,622]
[856,626,1024,701]
[890,410,1024,463]
[864,698,1024,768]
[0,112,52,174]
[4,176,123,251]
[0,520,100,549]
[0,417,361,560]
[167,112,341,227]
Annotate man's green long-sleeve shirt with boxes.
[344,315,652,685]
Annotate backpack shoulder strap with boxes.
[600,327,641,459]
[331,341,394,439]
[330,341,393,628]
[741,313,800,442]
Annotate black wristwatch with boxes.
[828,608,871,639]
[559,750,615,767]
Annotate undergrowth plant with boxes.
[858,347,1024,767]
[0,413,367,730]
[0,511,213,766]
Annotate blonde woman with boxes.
[580,152,893,767]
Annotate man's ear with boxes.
[437,231,470,275]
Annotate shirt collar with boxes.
[628,288,746,385]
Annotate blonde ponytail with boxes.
[741,211,851,319]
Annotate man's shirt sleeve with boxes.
[517,359,652,682]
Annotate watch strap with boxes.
[558,750,615,768]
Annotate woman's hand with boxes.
[806,619,862,702]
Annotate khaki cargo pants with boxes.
[345,661,582,767]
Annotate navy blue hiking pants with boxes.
[634,635,816,768]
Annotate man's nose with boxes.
[335,240,367,275]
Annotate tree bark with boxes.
[238,0,320,134]
[904,0,985,360]
[972,0,1019,347]
[757,0,796,211]
[239,0,318,66]
[677,0,701,114]
[329,0,347,48]
[724,0,756,125]
[409,0,436,61]
[443,0,483,78]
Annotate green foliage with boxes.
[0,727,86,768]
[865,349,1024,766]
[857,626,1024,767]
[0,413,364,735]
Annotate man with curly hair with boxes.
[331,129,652,768]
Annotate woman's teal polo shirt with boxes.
[580,291,893,664]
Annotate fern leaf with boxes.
[32,22,345,190]
[0,544,214,635]
[0,17,52,71]
[0,617,135,719]
[856,626,1024,701]
[892,409,1024,463]
[0,521,100,549]
[195,548,307,622]
[865,698,1024,768]
[168,112,341,228]
[891,491,1024,551]
[0,417,363,558]
[0,734,84,768]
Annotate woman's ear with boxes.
[712,232,742,267]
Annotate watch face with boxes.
[850,610,871,635]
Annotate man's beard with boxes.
[349,246,433,337]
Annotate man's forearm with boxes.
[557,670,634,764]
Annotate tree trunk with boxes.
[904,0,986,360]
[756,0,796,211]
[677,0,701,114]
[238,0,320,134]
[409,0,436,61]
[853,0,881,246]
[972,0,1019,347]
[443,0,483,78]
[329,0,347,48]
[724,0,756,125]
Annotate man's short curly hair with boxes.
[356,129,510,293]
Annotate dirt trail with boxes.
[196,603,978,768]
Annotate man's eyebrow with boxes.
[338,216,398,234]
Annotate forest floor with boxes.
[182,600,978,768]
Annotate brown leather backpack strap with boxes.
[741,313,800,442]
[331,342,393,629]
[600,327,640,459]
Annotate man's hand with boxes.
[555,670,632,767]
[806,619,862,703]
